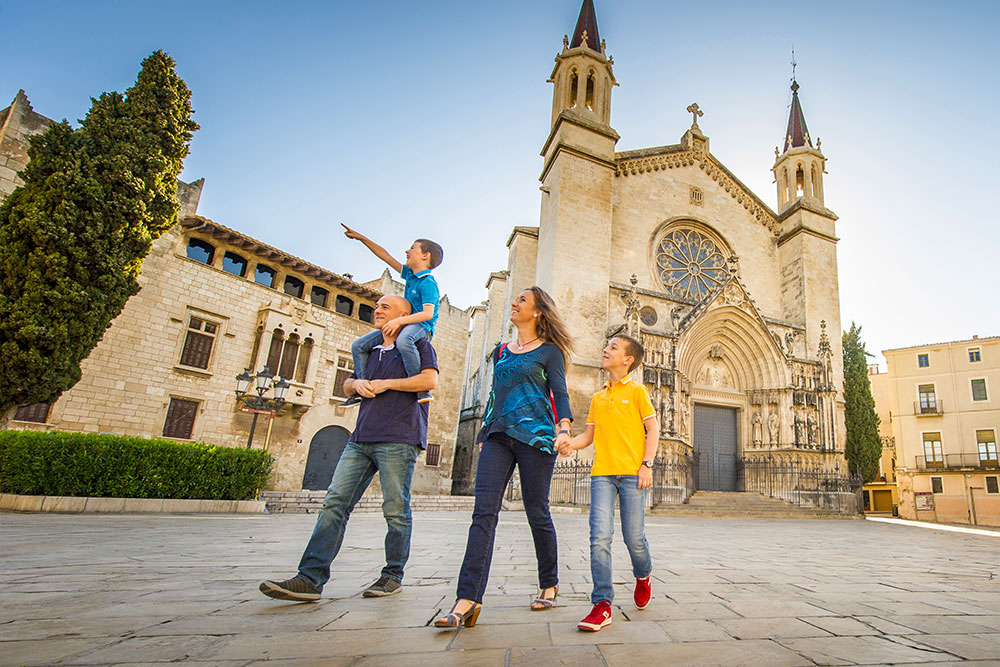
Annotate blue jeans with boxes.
[352,325,429,380]
[589,475,652,604]
[297,441,419,588]
[456,432,558,603]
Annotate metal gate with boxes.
[693,404,738,491]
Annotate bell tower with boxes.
[773,76,845,449]
[537,0,619,387]
[773,80,826,212]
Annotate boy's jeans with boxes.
[589,475,652,604]
[351,324,429,380]
[297,441,419,588]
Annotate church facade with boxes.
[456,0,849,497]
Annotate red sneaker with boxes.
[634,575,652,610]
[578,601,613,632]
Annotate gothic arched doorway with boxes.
[302,426,350,491]
[693,404,738,491]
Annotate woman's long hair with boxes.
[529,286,575,365]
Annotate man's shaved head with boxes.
[373,295,411,327]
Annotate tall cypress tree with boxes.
[0,51,198,411]
[842,322,882,482]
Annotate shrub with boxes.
[0,430,272,500]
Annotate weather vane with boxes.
[791,47,797,82]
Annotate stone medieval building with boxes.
[456,0,849,495]
[1,90,469,496]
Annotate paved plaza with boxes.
[2,511,999,666]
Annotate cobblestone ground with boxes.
[2,511,999,666]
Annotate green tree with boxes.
[842,322,882,482]
[0,51,198,412]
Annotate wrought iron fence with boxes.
[737,457,862,513]
[505,455,697,507]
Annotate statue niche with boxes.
[695,344,732,389]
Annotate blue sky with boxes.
[3,0,998,365]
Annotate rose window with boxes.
[655,229,728,301]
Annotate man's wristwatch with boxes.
[559,429,570,435]
[641,460,654,469]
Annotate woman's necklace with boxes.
[516,336,539,351]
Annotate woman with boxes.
[435,287,574,629]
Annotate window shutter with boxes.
[163,399,198,439]
[180,331,214,369]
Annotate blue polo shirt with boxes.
[348,337,438,449]
[400,266,439,335]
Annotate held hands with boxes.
[353,379,389,398]
[555,431,572,456]
[637,465,653,490]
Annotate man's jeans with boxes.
[456,432,558,603]
[297,441,419,588]
[351,325,429,381]
[589,475,652,604]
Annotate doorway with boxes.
[302,426,350,491]
[693,404,738,491]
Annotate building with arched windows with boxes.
[455,0,850,501]
[1,91,470,496]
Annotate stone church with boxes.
[456,0,848,493]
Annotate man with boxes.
[260,295,438,601]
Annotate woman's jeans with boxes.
[589,475,652,604]
[456,432,558,603]
[351,324,428,380]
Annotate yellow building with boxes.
[882,337,1000,526]
[862,364,899,513]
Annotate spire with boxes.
[783,80,812,153]
[569,0,601,52]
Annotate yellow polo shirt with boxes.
[587,376,657,476]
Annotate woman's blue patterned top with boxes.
[477,343,573,454]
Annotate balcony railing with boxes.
[914,400,943,416]
[915,454,1000,471]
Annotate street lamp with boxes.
[234,366,288,448]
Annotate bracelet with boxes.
[559,429,570,435]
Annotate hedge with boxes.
[0,430,272,500]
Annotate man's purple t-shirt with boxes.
[348,337,438,449]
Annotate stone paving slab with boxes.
[2,511,1000,666]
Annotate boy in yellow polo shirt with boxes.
[559,334,658,632]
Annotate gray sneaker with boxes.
[259,576,321,602]
[362,576,402,597]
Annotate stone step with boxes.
[259,491,476,515]
[650,491,857,520]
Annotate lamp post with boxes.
[234,366,289,448]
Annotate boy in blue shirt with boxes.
[340,224,442,405]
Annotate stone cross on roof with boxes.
[686,103,704,130]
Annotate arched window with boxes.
[359,304,374,324]
[255,264,275,288]
[295,337,313,383]
[569,71,578,108]
[279,333,300,379]
[585,72,595,110]
[284,276,305,299]
[310,286,329,308]
[795,165,805,196]
[186,238,215,265]
[249,326,263,371]
[222,252,247,277]
[266,328,285,373]
[654,226,728,302]
[335,295,354,316]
